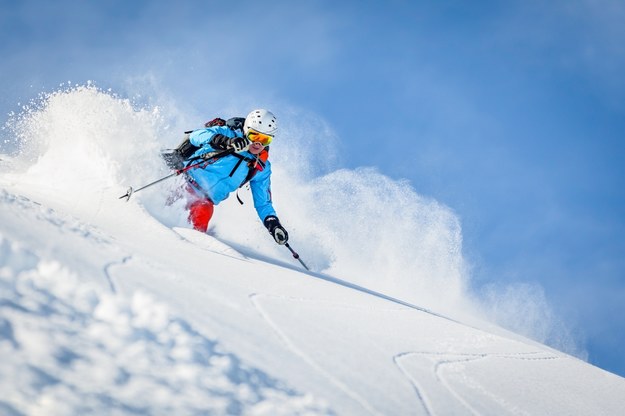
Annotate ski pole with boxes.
[285,242,310,271]
[118,149,233,201]
[118,170,179,201]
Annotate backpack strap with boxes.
[228,148,269,188]
[229,155,247,178]
[233,149,269,205]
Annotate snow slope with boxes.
[1,86,625,415]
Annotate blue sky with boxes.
[1,0,624,376]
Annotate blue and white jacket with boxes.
[184,126,277,222]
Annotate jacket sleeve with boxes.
[209,133,234,150]
[189,126,240,148]
[188,126,243,158]
[249,161,277,222]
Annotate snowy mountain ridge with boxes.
[1,86,624,415]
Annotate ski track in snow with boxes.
[248,291,490,415]
[394,350,561,416]
[247,292,467,415]
[249,288,569,416]
[392,353,435,416]
[249,292,383,416]
[103,255,132,293]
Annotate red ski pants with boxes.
[187,198,214,233]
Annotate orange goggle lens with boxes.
[247,129,273,145]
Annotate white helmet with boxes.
[243,109,278,136]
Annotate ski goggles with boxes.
[246,129,273,145]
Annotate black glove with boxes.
[264,215,289,245]
[229,136,250,152]
[210,134,250,152]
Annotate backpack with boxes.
[184,117,245,133]
[205,117,245,132]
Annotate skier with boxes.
[163,109,289,245]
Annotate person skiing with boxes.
[163,109,289,245]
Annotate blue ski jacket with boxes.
[184,126,277,222]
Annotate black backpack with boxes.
[185,117,245,133]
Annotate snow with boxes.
[1,86,624,415]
